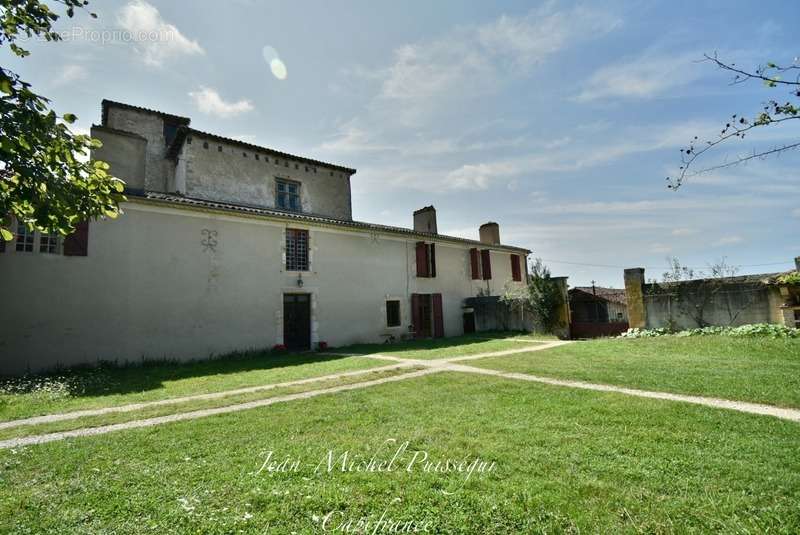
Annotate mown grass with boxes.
[0,353,388,422]
[0,373,797,533]
[0,366,421,442]
[339,332,544,360]
[0,333,538,423]
[469,335,800,407]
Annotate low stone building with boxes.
[568,286,629,338]
[623,259,800,330]
[0,100,530,375]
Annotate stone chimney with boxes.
[479,222,500,245]
[413,206,437,234]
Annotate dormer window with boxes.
[276,179,301,212]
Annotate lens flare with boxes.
[270,58,287,80]
[262,45,287,80]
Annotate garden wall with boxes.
[624,267,787,330]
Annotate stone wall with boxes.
[623,267,789,330]
[180,133,353,220]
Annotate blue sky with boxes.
[5,0,799,286]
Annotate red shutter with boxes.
[432,293,444,338]
[63,221,89,256]
[415,241,429,277]
[429,243,436,277]
[411,294,422,338]
[481,249,492,280]
[469,248,480,279]
[511,254,521,281]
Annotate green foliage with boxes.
[526,258,564,333]
[0,0,124,238]
[621,323,799,339]
[777,272,800,285]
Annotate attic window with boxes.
[203,141,209,149]
[255,154,259,160]
[218,145,222,152]
[284,161,289,167]
[163,121,179,146]
[276,179,301,212]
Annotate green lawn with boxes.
[339,332,545,360]
[0,352,389,422]
[469,336,800,407]
[1,372,798,534]
[0,366,422,442]
[0,334,541,423]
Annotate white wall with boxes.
[0,201,526,374]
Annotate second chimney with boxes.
[479,222,500,245]
[413,206,437,234]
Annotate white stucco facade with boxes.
[0,101,530,375]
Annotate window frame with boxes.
[15,222,34,252]
[285,228,310,272]
[386,299,401,328]
[276,178,302,212]
[39,232,61,254]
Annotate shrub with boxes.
[619,323,799,339]
[777,272,800,285]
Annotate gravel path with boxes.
[2,337,798,449]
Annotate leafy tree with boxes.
[668,53,799,189]
[0,0,124,241]
[502,258,564,333]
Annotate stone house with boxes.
[0,100,530,375]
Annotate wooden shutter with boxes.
[432,293,444,338]
[429,243,436,277]
[511,254,521,281]
[469,248,480,279]
[411,294,421,338]
[63,221,89,257]
[415,242,429,277]
[480,249,492,280]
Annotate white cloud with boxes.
[346,4,620,128]
[712,235,743,247]
[671,227,697,236]
[188,87,254,118]
[117,0,204,67]
[53,64,88,86]
[650,243,672,254]
[793,208,800,218]
[444,162,518,190]
[575,51,703,102]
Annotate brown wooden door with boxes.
[411,294,434,338]
[283,294,311,350]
